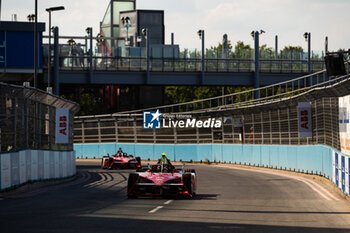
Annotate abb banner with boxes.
[339,95,350,156]
[298,102,312,138]
[56,108,69,144]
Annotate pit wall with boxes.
[74,143,349,196]
[0,150,76,191]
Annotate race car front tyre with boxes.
[127,173,139,198]
[182,173,194,197]
[101,156,109,169]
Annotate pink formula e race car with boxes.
[101,152,141,169]
[127,164,196,198]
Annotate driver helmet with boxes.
[161,152,167,157]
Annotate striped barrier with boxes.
[0,150,76,191]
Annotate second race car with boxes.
[101,149,141,169]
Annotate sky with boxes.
[1,0,349,53]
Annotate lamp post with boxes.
[53,27,60,95]
[86,27,93,83]
[121,16,131,46]
[197,29,205,84]
[275,35,278,59]
[142,28,150,84]
[251,30,265,100]
[34,0,38,88]
[46,6,65,92]
[67,38,76,67]
[304,32,311,74]
[27,14,35,22]
[96,33,105,56]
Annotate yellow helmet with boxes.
[161,152,167,157]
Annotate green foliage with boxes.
[164,86,254,105]
[61,88,104,116]
[165,86,221,104]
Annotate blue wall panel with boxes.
[260,146,270,166]
[251,145,261,166]
[212,144,222,162]
[175,145,196,162]
[155,145,175,161]
[6,32,43,68]
[269,146,279,168]
[135,144,153,160]
[222,145,233,163]
[197,144,212,162]
[73,143,335,179]
[232,145,244,164]
[0,32,4,68]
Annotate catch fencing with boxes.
[74,63,350,151]
[0,82,80,153]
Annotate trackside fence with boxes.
[0,82,80,191]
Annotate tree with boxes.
[281,46,303,60]
[234,41,253,59]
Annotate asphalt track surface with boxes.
[1,160,350,233]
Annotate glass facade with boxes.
[100,0,135,52]
[113,1,134,25]
[101,3,111,27]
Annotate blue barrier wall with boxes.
[74,143,334,179]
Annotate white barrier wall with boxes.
[0,150,76,191]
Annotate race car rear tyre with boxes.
[185,169,196,174]
[127,173,139,198]
[182,173,193,197]
[136,157,141,166]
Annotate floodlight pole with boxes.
[308,32,311,74]
[34,0,38,88]
[88,28,93,83]
[198,30,205,85]
[48,11,52,91]
[254,31,260,100]
[201,30,205,84]
[275,35,278,59]
[54,27,60,95]
[46,6,65,92]
[146,29,150,84]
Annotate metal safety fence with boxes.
[74,96,340,150]
[57,56,325,74]
[0,82,80,153]
[74,61,350,151]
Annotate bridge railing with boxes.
[52,55,325,74]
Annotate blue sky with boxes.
[1,0,349,52]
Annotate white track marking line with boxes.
[298,178,339,201]
[164,200,173,205]
[148,206,163,213]
[292,177,332,201]
[215,165,339,201]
